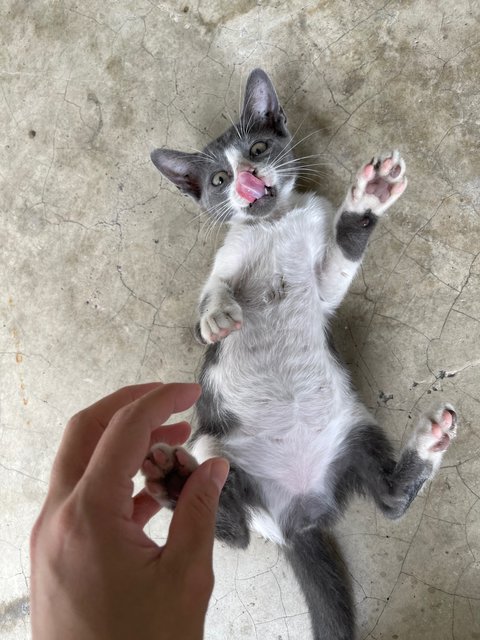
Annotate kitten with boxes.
[145,69,458,640]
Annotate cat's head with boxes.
[151,69,295,224]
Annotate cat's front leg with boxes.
[195,234,246,344]
[197,278,243,344]
[318,150,407,309]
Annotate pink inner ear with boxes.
[236,171,266,203]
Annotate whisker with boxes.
[201,197,231,216]
[224,109,242,141]
[240,91,257,138]
[187,209,207,225]
[196,198,231,236]
[270,128,327,166]
[213,207,232,245]
[272,165,327,176]
[270,155,327,170]
[185,147,218,163]
[275,170,327,178]
[188,198,230,226]
[205,205,229,242]
[203,200,231,238]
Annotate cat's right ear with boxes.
[150,149,202,201]
[241,68,287,135]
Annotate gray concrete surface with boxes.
[1,1,479,638]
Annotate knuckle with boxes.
[31,501,82,566]
[117,384,141,398]
[66,411,85,430]
[111,402,138,425]
[54,501,80,539]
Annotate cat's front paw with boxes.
[346,150,407,216]
[199,301,243,344]
[410,403,458,471]
[142,444,199,508]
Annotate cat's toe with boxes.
[410,403,458,470]
[142,444,199,507]
[200,305,243,344]
[429,408,457,452]
[372,150,406,183]
[348,150,407,215]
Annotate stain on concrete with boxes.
[86,92,104,145]
[0,596,30,632]
[105,55,124,79]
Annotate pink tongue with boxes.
[236,171,266,203]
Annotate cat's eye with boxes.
[211,171,229,186]
[250,141,268,157]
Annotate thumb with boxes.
[164,457,229,563]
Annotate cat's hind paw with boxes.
[410,403,458,471]
[346,150,407,216]
[142,444,199,508]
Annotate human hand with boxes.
[30,382,229,640]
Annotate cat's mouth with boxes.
[236,170,275,208]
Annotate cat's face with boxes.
[151,69,296,224]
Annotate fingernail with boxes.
[209,458,230,492]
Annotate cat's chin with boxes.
[248,185,276,207]
[240,185,280,219]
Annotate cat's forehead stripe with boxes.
[225,147,244,172]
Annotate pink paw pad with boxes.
[361,164,375,181]
[350,150,407,213]
[429,409,457,453]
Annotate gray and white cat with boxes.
[145,69,458,640]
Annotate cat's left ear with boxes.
[150,148,203,201]
[241,68,287,135]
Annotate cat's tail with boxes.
[283,526,355,640]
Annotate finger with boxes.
[163,458,229,565]
[149,421,191,448]
[131,489,161,528]
[50,383,163,498]
[84,383,201,505]
[109,421,192,527]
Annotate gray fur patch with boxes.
[336,209,378,261]
[215,463,263,548]
[284,527,354,640]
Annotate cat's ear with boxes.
[241,68,287,134]
[150,149,203,201]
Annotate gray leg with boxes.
[337,404,458,519]
[317,151,407,310]
[215,463,262,548]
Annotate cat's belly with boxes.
[208,298,353,440]
[197,273,371,536]
[222,387,367,488]
[206,342,369,491]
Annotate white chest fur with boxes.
[201,193,370,512]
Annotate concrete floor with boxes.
[1,1,479,638]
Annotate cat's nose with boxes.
[237,164,256,175]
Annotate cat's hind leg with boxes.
[191,429,264,547]
[213,461,262,548]
[345,403,458,519]
[143,437,261,548]
[318,150,407,309]
[142,443,199,508]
